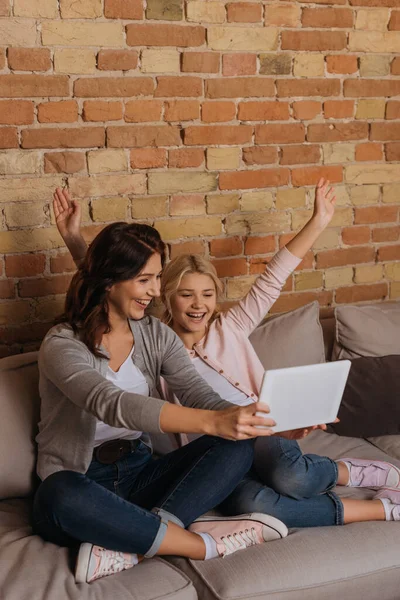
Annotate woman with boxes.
[33,218,287,586]
[57,182,400,530]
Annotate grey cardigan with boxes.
[37,316,231,481]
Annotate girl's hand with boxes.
[312,178,336,229]
[53,187,82,242]
[210,402,276,441]
[278,423,329,440]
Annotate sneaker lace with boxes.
[97,550,128,577]
[220,528,258,556]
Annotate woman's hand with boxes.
[278,424,327,440]
[209,402,276,441]
[311,177,336,229]
[53,187,88,264]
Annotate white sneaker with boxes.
[189,513,288,558]
[75,543,138,583]
[374,487,400,521]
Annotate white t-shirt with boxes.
[94,346,149,447]
[192,357,252,407]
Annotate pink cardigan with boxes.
[161,246,301,413]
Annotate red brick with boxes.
[202,101,236,123]
[378,245,400,261]
[385,142,400,162]
[292,101,321,120]
[38,101,78,124]
[389,11,400,30]
[355,143,383,162]
[344,80,400,98]
[301,7,353,28]
[244,236,275,255]
[5,254,46,278]
[210,237,243,258]
[342,226,371,246]
[170,195,204,216]
[0,0,10,16]
[227,2,262,22]
[104,0,143,19]
[212,258,248,278]
[107,125,181,148]
[206,78,275,99]
[277,79,340,98]
[0,49,5,70]
[269,291,333,314]
[44,152,86,174]
[281,31,346,51]
[336,283,387,305]
[219,169,290,191]
[0,75,68,97]
[323,100,355,119]
[355,206,398,225]
[164,100,200,121]
[349,0,398,5]
[169,148,204,168]
[19,275,73,298]
[391,57,400,75]
[0,100,34,125]
[169,240,205,259]
[291,166,343,186]
[130,148,167,169]
[280,145,320,165]
[74,77,153,98]
[371,123,400,141]
[372,226,400,243]
[126,24,205,47]
[255,123,305,144]
[238,101,290,122]
[250,258,280,276]
[0,128,18,148]
[7,48,51,72]
[125,100,162,123]
[0,280,15,299]
[155,76,202,98]
[184,125,252,146]
[316,246,375,268]
[22,127,105,149]
[50,253,77,273]
[242,146,278,166]
[223,53,257,76]
[182,53,220,73]
[386,101,400,120]
[83,101,123,122]
[97,50,138,71]
[326,55,358,74]
[307,123,368,142]
[0,322,51,346]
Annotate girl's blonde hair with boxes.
[160,254,223,325]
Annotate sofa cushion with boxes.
[0,352,40,500]
[332,301,400,360]
[249,301,325,370]
[327,355,400,438]
[0,499,197,600]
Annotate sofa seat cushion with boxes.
[168,431,400,600]
[0,499,196,600]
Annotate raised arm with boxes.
[224,178,336,335]
[53,187,87,266]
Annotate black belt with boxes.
[93,438,141,465]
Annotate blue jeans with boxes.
[32,435,254,557]
[219,436,344,527]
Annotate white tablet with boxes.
[257,361,351,433]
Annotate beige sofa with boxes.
[1,302,400,600]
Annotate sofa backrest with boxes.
[0,352,40,500]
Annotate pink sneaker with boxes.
[340,458,400,489]
[189,513,288,558]
[75,543,138,583]
[374,487,400,521]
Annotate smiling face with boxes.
[170,272,217,335]
[107,253,162,321]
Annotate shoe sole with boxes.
[340,457,400,489]
[75,543,93,584]
[191,513,288,541]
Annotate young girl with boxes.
[57,182,400,531]
[33,218,288,586]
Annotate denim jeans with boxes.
[32,435,254,557]
[219,435,344,527]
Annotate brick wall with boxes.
[0,0,400,356]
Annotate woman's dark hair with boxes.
[58,222,166,356]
